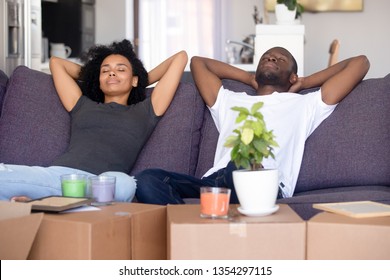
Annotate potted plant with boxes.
[275,0,304,24]
[224,101,280,216]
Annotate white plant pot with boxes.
[233,169,279,212]
[275,4,296,25]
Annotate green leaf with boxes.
[224,135,239,147]
[226,100,279,170]
[241,128,254,145]
[239,143,250,158]
[253,112,264,121]
[238,157,250,170]
[243,120,254,129]
[251,101,263,115]
[269,149,276,159]
[235,112,248,124]
[252,121,264,136]
[230,145,240,160]
[253,138,268,154]
[269,139,279,148]
[231,106,249,115]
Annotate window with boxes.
[137,0,225,70]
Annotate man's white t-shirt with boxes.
[203,86,337,198]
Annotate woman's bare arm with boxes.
[148,50,188,116]
[49,57,83,112]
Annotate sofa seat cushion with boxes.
[278,185,390,220]
[0,66,70,166]
[296,74,390,193]
[130,82,205,176]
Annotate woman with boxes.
[0,39,188,202]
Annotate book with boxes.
[313,201,390,218]
[26,196,93,212]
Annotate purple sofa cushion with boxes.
[130,82,205,176]
[0,69,8,116]
[278,186,390,220]
[194,109,218,178]
[296,74,390,193]
[0,66,70,166]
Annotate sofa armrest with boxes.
[0,66,70,166]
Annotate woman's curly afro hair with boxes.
[78,39,148,105]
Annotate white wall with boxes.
[300,0,390,78]
[225,0,390,79]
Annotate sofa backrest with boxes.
[0,66,206,177]
[130,82,205,176]
[0,66,70,166]
[0,70,8,116]
[2,65,389,191]
[295,74,390,193]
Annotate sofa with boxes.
[1,66,389,220]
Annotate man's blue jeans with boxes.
[135,162,240,204]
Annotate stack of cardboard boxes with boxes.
[168,204,306,259]
[1,202,166,260]
[1,202,389,260]
[307,212,390,259]
[0,202,43,260]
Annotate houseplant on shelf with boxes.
[224,101,280,216]
[275,0,304,24]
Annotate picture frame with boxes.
[265,0,364,12]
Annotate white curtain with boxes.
[138,0,225,70]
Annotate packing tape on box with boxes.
[229,223,247,238]
[115,211,131,217]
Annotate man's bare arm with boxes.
[291,55,370,105]
[190,56,254,107]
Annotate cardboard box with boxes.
[28,203,166,260]
[307,212,390,259]
[0,201,43,260]
[168,204,306,259]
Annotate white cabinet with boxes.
[254,24,305,76]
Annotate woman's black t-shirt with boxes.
[52,96,160,174]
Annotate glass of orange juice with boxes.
[200,187,231,219]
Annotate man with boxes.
[135,47,370,204]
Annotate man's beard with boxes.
[256,71,281,86]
